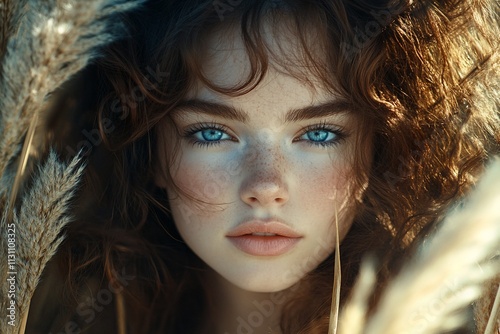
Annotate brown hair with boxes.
[43,0,499,332]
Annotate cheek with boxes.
[169,152,234,212]
[166,154,234,253]
[294,156,358,246]
[296,158,355,212]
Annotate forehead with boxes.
[188,21,332,104]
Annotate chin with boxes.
[224,272,301,294]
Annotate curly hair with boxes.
[37,0,499,332]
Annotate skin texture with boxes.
[155,26,367,295]
[154,23,372,333]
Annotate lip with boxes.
[226,219,302,256]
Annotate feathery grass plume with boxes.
[0,0,143,206]
[0,1,143,332]
[0,0,29,211]
[337,257,377,334]
[0,150,85,333]
[339,158,500,334]
[0,0,28,60]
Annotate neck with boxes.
[204,272,295,334]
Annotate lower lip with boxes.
[227,235,301,256]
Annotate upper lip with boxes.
[226,218,302,238]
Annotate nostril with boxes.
[240,177,289,207]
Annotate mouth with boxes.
[226,220,302,256]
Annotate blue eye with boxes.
[183,122,234,148]
[297,122,347,148]
[195,128,229,142]
[182,122,347,148]
[301,129,336,143]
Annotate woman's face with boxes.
[156,26,368,293]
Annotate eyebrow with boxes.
[171,98,354,124]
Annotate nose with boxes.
[239,147,290,208]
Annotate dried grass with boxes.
[0,1,143,332]
[338,159,500,334]
[0,0,143,199]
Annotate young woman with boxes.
[25,0,499,333]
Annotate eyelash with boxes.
[182,121,347,149]
[182,122,235,148]
[297,121,347,147]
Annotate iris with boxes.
[305,130,331,142]
[200,129,224,141]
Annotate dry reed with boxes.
[338,159,500,334]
